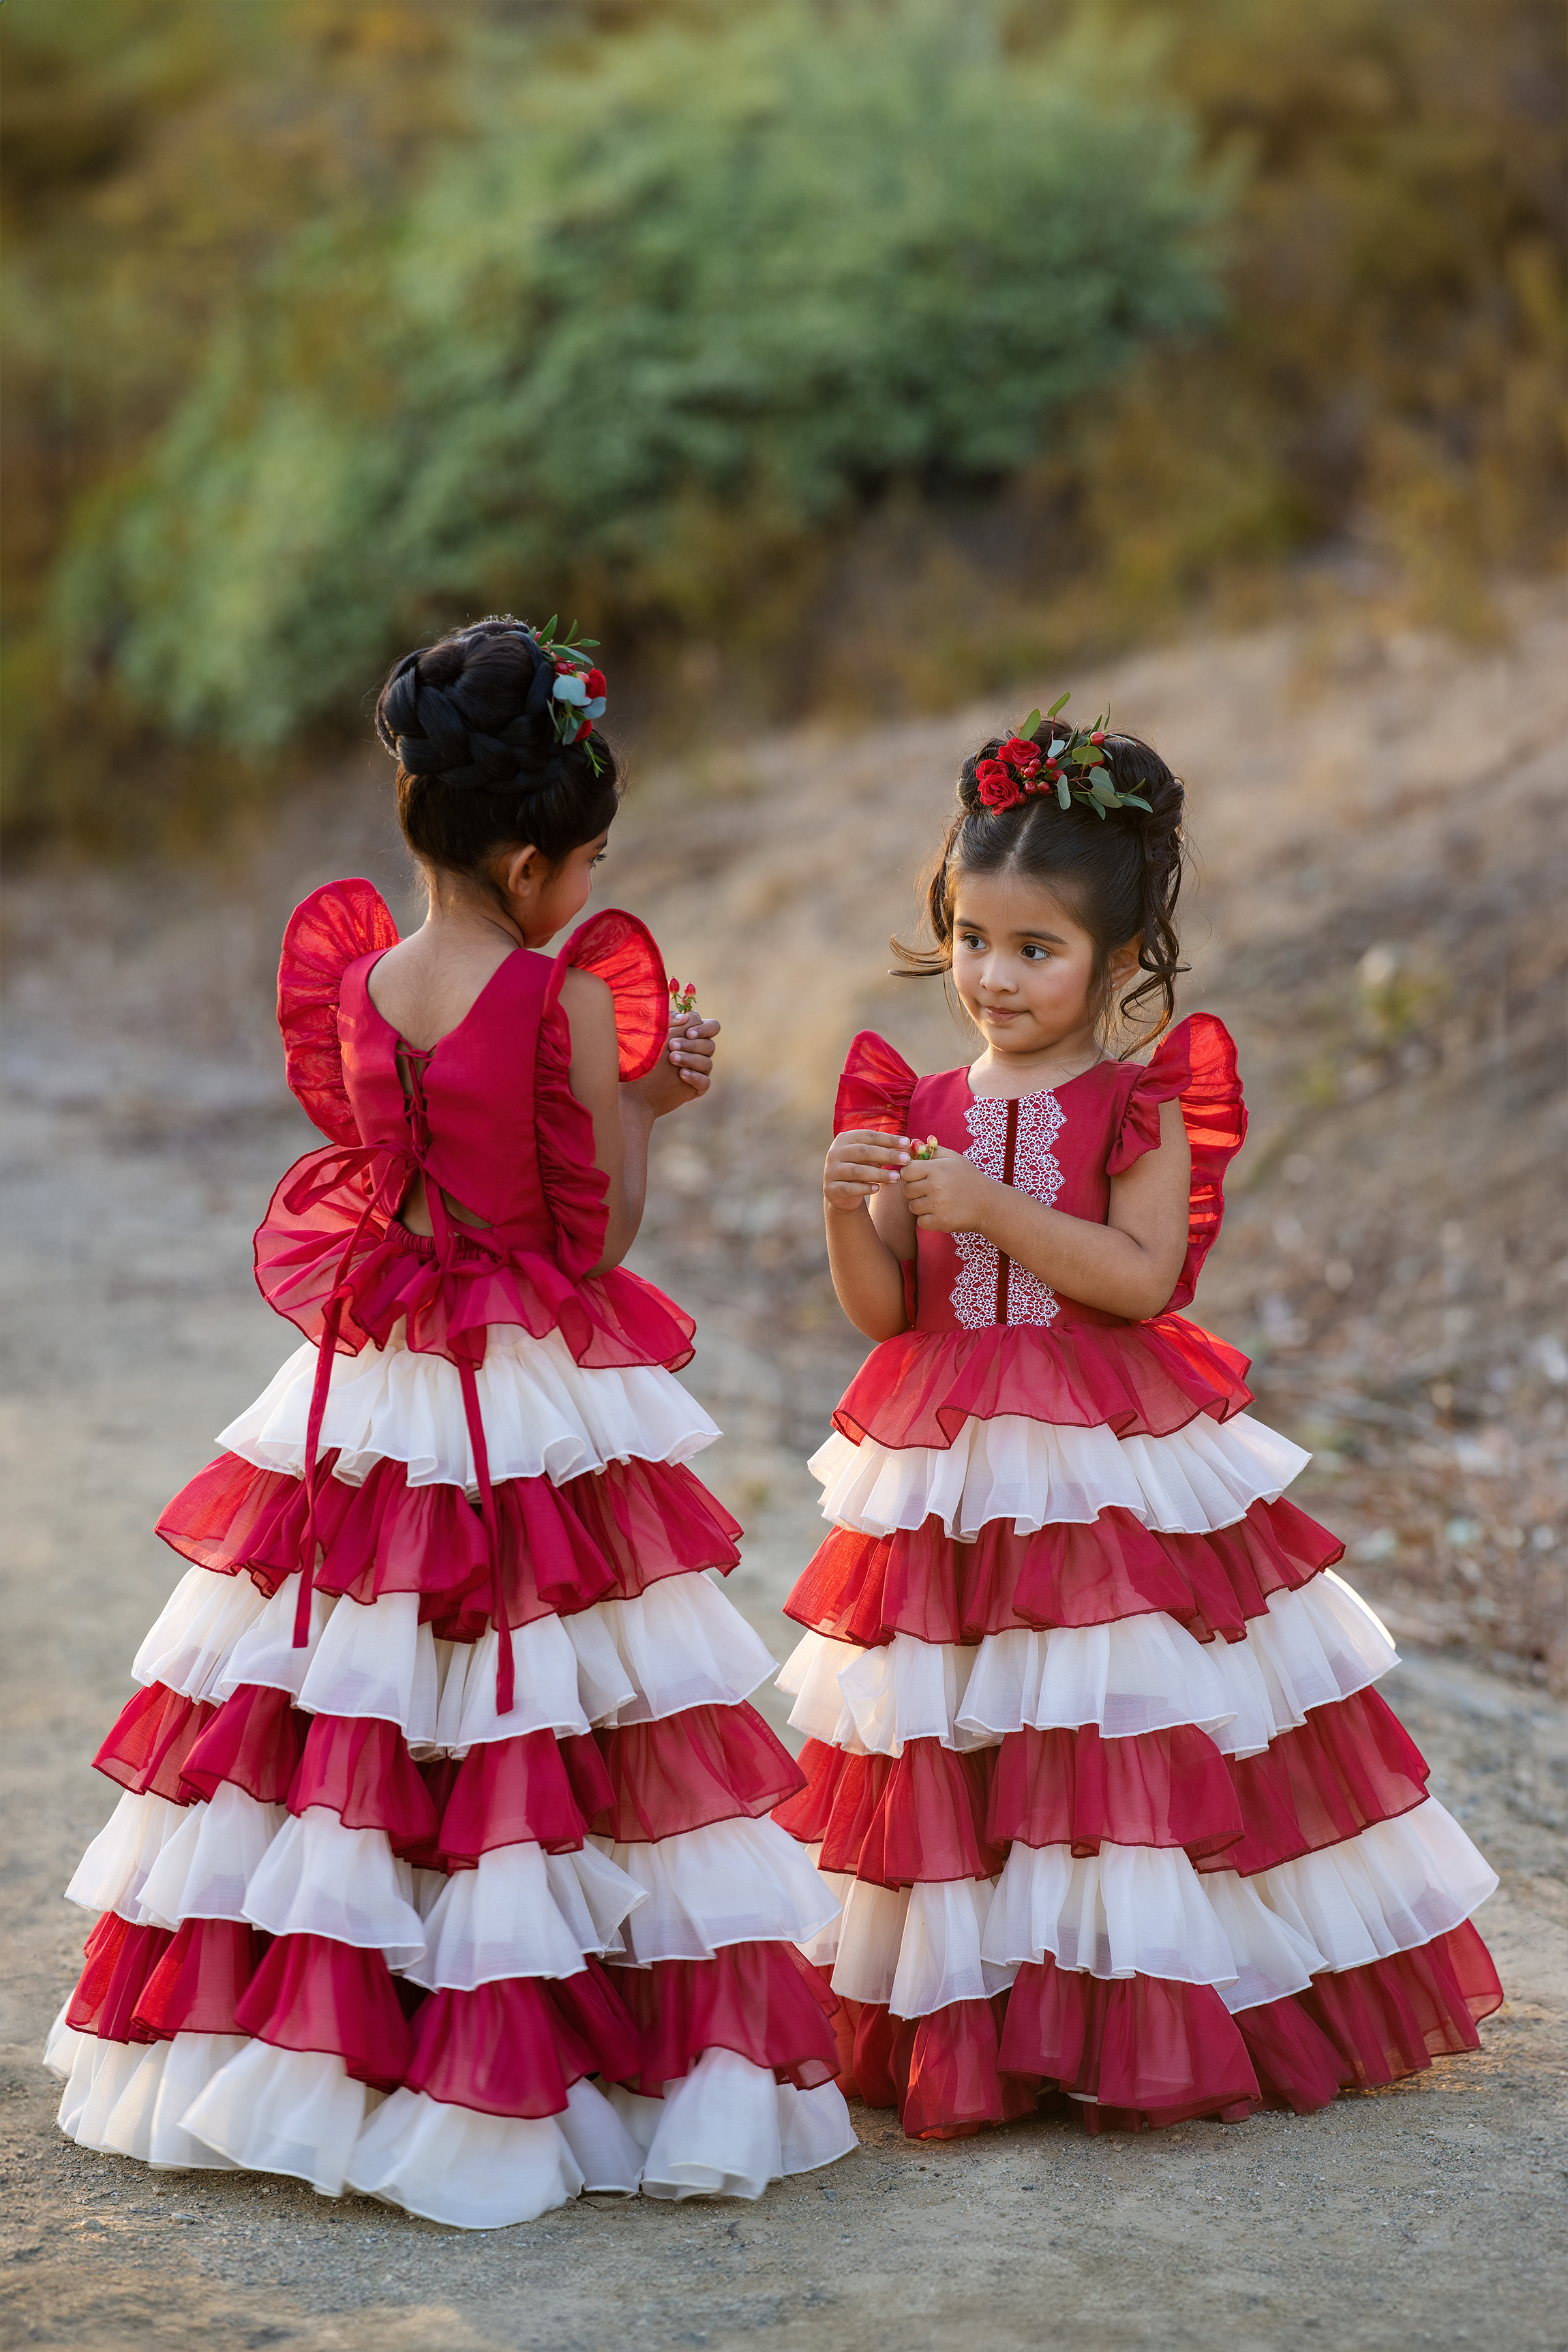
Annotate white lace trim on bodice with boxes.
[950,1091,1064,1329]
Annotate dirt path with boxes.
[3,592,1566,2350]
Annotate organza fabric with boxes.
[770,1025,1502,2139]
[51,879,857,2223]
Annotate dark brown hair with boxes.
[894,727,1188,1038]
[375,616,620,887]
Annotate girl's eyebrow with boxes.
[1012,926,1070,946]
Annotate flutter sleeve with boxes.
[276,878,399,1143]
[1107,1012,1247,1311]
[552,907,669,1082]
[834,1031,918,1136]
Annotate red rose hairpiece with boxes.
[974,693,1152,821]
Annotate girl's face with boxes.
[496,829,610,948]
[950,868,1111,1064]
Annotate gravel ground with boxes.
[3,594,1565,2350]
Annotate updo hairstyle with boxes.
[895,728,1188,1040]
[375,617,620,896]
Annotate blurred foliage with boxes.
[2,0,1564,848]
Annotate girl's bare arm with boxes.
[898,1098,1191,1320]
[824,1128,916,1339]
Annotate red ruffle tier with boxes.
[157,1450,740,1639]
[609,1942,842,2096]
[254,1160,695,1374]
[832,1312,1252,1451]
[787,1496,1342,1650]
[404,1960,642,2119]
[825,1922,1502,2139]
[777,1685,1438,1885]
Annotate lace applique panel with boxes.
[950,1091,1065,1329]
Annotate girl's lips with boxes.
[980,1006,1018,1022]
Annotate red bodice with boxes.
[255,879,693,1376]
[828,1017,1255,1450]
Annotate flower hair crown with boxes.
[522,616,608,763]
[974,693,1151,820]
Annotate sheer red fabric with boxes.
[94,1683,214,1804]
[178,1683,307,1808]
[785,1496,1340,1650]
[609,1941,842,2096]
[986,1723,1243,1862]
[830,1314,1252,1449]
[132,1918,269,2041]
[157,1451,740,1638]
[287,1714,440,1851]
[275,877,399,1147]
[1105,1014,1247,1312]
[592,1704,804,1844]
[434,1728,606,1867]
[1208,1687,1430,1876]
[67,1914,175,2044]
[232,1933,414,2090]
[1292,1922,1502,2083]
[788,1741,1004,1888]
[999,1959,1262,2126]
[404,1961,642,2118]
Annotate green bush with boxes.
[72,3,1227,749]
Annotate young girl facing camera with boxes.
[46,618,856,2226]
[774,706,1503,2142]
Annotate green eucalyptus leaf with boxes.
[1055,776,1072,810]
[1046,692,1070,719]
[1119,793,1153,812]
[1018,708,1042,741]
[542,614,559,639]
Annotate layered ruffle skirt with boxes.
[772,1323,1503,2139]
[48,1324,857,2225]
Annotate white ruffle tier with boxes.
[610,2048,858,2199]
[408,1841,646,1989]
[806,1796,1496,2019]
[46,2008,247,2169]
[597,1818,843,1964]
[70,1773,841,1980]
[131,1564,774,1750]
[220,1324,719,1490]
[810,1410,1310,1540]
[777,1571,1396,1761]
[347,2078,646,2227]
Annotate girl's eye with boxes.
[1022,944,1050,960]
[590,852,607,868]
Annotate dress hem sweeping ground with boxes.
[770,1020,1502,2140]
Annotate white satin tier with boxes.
[47,2017,248,2169]
[347,2077,646,2226]
[220,1323,719,1490]
[804,1796,1496,2018]
[810,1410,1310,1540]
[779,1571,1396,1760]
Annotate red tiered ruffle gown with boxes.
[772,1019,1503,2139]
[46,879,856,2226]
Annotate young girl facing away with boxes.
[46,617,857,2227]
[772,708,1503,2141]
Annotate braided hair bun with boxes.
[896,724,1188,1039]
[375,616,620,884]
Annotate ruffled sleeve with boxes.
[1106,1012,1247,1311]
[833,1031,918,1137]
[276,879,399,1143]
[551,908,669,1082]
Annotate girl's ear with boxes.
[1108,934,1143,992]
[495,843,543,902]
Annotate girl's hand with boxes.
[899,1142,995,1233]
[625,1010,720,1118]
[825,1128,910,1214]
[667,1007,719,1097]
